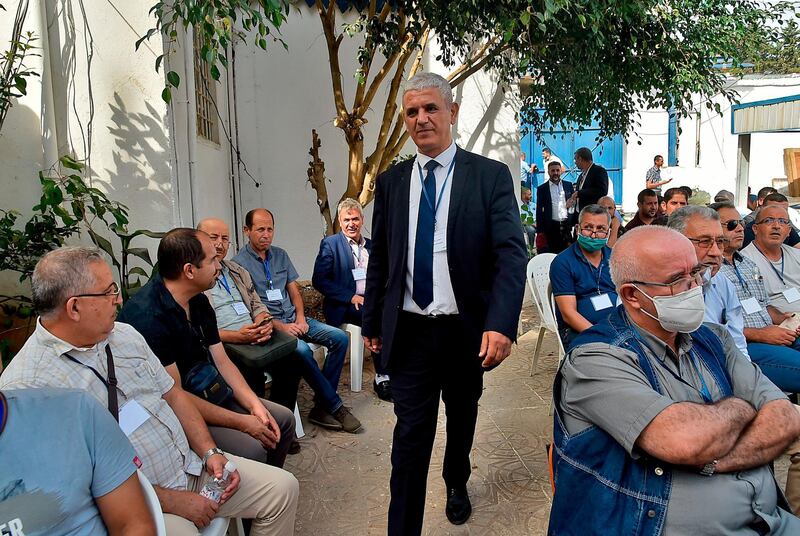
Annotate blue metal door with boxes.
[521,113,623,204]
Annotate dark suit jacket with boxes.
[576,163,609,209]
[362,147,528,368]
[312,232,372,327]
[535,180,574,233]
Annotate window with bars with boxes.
[193,33,219,143]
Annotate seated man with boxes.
[550,205,617,348]
[741,205,800,315]
[233,209,361,433]
[0,388,154,536]
[711,202,800,391]
[520,187,536,249]
[743,186,777,227]
[0,247,298,535]
[312,199,392,402]
[597,196,622,246]
[624,188,659,231]
[197,218,302,415]
[667,206,749,358]
[652,186,688,225]
[118,229,296,468]
[742,192,800,248]
[549,226,800,535]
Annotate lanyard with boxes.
[730,260,751,295]
[416,156,457,226]
[0,391,6,437]
[350,242,364,267]
[218,272,232,296]
[753,243,786,284]
[629,328,714,404]
[262,255,274,290]
[63,345,120,421]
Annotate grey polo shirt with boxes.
[560,321,793,535]
[232,243,300,323]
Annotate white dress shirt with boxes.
[348,235,369,296]
[403,141,459,315]
[549,180,569,221]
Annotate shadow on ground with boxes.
[285,303,556,535]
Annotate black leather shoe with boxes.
[373,379,393,402]
[445,487,471,525]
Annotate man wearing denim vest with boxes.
[549,225,800,535]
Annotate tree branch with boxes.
[355,12,409,117]
[306,129,334,235]
[316,0,347,120]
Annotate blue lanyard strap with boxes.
[753,244,785,284]
[262,255,274,290]
[0,391,6,436]
[416,156,457,225]
[731,260,751,295]
[218,272,232,295]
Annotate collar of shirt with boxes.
[415,140,457,171]
[32,317,108,357]
[631,317,694,364]
[244,242,269,262]
[571,242,610,267]
[346,234,366,247]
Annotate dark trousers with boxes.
[542,220,571,254]
[342,306,388,376]
[387,312,484,536]
[237,353,302,412]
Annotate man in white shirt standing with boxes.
[535,161,576,253]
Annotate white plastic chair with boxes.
[526,255,566,377]
[342,323,364,392]
[308,324,365,393]
[137,470,244,536]
[293,402,305,439]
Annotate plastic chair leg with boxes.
[530,325,546,377]
[342,323,364,392]
[294,403,305,439]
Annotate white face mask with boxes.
[633,284,706,333]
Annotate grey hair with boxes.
[667,205,719,234]
[337,198,363,218]
[404,72,453,107]
[578,204,611,225]
[609,226,688,288]
[32,246,105,318]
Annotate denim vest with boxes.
[548,306,733,536]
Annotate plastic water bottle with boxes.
[199,461,237,503]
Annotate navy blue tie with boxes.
[413,160,440,310]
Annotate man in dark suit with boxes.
[536,160,575,254]
[312,198,392,401]
[570,146,609,210]
[362,72,527,535]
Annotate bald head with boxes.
[197,218,230,259]
[610,226,696,290]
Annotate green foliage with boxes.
[0,0,39,132]
[738,19,800,74]
[689,187,711,206]
[139,0,290,103]
[0,156,165,300]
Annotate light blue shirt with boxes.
[0,388,137,536]
[704,271,750,358]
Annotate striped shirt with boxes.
[720,253,773,329]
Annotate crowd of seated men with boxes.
[545,187,800,529]
[0,198,395,534]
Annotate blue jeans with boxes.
[296,318,348,412]
[747,342,800,392]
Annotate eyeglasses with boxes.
[72,282,121,299]
[755,217,790,226]
[722,219,745,231]
[630,266,709,296]
[687,236,728,250]
[207,235,230,244]
[578,226,609,238]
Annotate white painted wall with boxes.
[620,76,800,212]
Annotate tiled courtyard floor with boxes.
[285,303,557,535]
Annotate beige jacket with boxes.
[204,259,269,320]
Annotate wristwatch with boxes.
[699,459,718,476]
[202,447,225,467]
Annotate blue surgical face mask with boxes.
[577,234,608,252]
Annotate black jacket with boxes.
[576,163,609,209]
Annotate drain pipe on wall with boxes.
[33,0,58,167]
[183,25,199,225]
